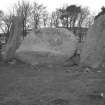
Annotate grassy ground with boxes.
[0,59,105,105]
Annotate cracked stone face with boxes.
[80,14,105,68]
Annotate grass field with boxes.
[0,59,105,105]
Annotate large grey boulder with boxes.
[80,14,105,68]
[16,28,78,66]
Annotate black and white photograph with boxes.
[0,0,105,105]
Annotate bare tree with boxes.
[14,0,32,37]
[58,5,81,28]
[66,5,81,28]
[58,8,68,27]
[50,9,60,27]
[0,10,5,33]
[2,14,14,42]
[42,11,48,27]
[32,2,46,30]
[0,11,14,42]
[84,15,95,28]
[78,7,90,27]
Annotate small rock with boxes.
[101,93,104,97]
[8,59,16,64]
[97,70,102,73]
[85,67,90,72]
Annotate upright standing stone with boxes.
[80,14,105,68]
[2,16,23,61]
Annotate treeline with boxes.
[0,0,103,40]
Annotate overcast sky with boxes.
[0,0,105,14]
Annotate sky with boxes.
[0,0,105,15]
